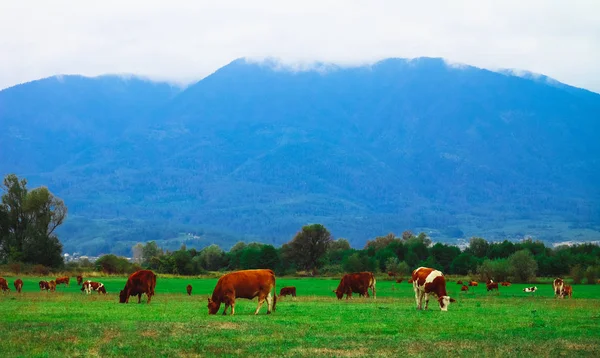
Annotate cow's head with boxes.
[207,298,220,314]
[98,286,107,294]
[438,296,456,311]
[332,289,344,300]
[119,289,127,303]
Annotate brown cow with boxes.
[186,284,192,296]
[486,282,499,292]
[48,280,56,292]
[39,281,50,291]
[55,276,70,287]
[119,270,157,304]
[468,281,478,287]
[501,281,511,286]
[208,269,277,315]
[396,278,403,284]
[0,277,10,293]
[562,285,573,298]
[387,271,396,277]
[81,281,107,294]
[14,279,23,293]
[333,272,376,300]
[460,285,469,292]
[76,275,83,286]
[456,280,463,285]
[412,267,456,311]
[407,279,414,284]
[279,286,297,297]
[553,278,564,298]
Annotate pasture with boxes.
[0,276,599,357]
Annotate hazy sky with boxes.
[1,1,599,92]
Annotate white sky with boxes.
[1,0,599,92]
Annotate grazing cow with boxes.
[0,277,10,293]
[501,281,511,286]
[208,269,277,315]
[523,286,538,293]
[553,278,564,298]
[279,286,297,297]
[55,276,70,287]
[461,285,469,292]
[412,267,456,311]
[468,281,479,287]
[76,275,83,286]
[486,282,499,292]
[48,280,57,292]
[456,280,463,285]
[387,271,396,277]
[333,272,376,300]
[562,285,573,299]
[39,281,50,291]
[186,284,192,296]
[81,281,107,294]
[119,270,157,304]
[14,279,23,293]
[396,278,403,284]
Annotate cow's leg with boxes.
[414,288,421,310]
[138,293,142,304]
[372,284,376,299]
[255,295,266,315]
[424,293,430,310]
[222,304,229,315]
[266,292,273,314]
[230,303,235,315]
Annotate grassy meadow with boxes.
[0,275,599,357]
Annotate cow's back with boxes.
[127,270,157,294]
[214,269,275,300]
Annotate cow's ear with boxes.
[450,298,456,303]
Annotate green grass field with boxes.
[0,276,599,357]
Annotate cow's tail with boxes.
[371,273,377,299]
[272,275,277,312]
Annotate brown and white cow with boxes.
[460,285,469,292]
[333,272,376,300]
[119,270,157,304]
[523,286,537,293]
[81,280,107,294]
[562,285,573,298]
[39,281,50,291]
[412,267,456,311]
[553,278,564,298]
[55,276,70,287]
[76,275,83,286]
[468,281,478,287]
[14,279,23,293]
[279,286,297,297]
[0,277,10,293]
[208,269,277,315]
[486,282,499,292]
[48,280,57,292]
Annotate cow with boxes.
[39,281,50,291]
[333,272,376,300]
[461,285,469,292]
[486,282,499,292]
[119,270,157,304]
[76,275,83,286]
[0,277,10,293]
[523,286,537,293]
[412,267,456,311]
[208,269,277,315]
[468,281,479,287]
[186,284,192,296]
[14,279,23,293]
[456,280,463,285]
[55,276,70,287]
[553,278,564,298]
[279,286,297,297]
[486,279,494,285]
[501,281,511,286]
[407,279,413,284]
[387,271,396,277]
[396,278,403,284]
[81,281,107,295]
[562,285,573,298]
[48,280,57,292]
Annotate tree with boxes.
[508,249,538,283]
[258,245,279,270]
[142,241,162,264]
[450,252,479,275]
[198,244,226,271]
[132,243,144,264]
[287,224,332,271]
[386,257,400,274]
[477,259,511,282]
[467,237,489,258]
[0,174,66,267]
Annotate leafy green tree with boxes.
[430,243,461,272]
[508,249,538,283]
[397,261,411,277]
[467,237,489,258]
[450,252,479,275]
[258,245,279,270]
[96,254,131,274]
[571,265,584,284]
[385,257,400,274]
[0,174,66,267]
[365,233,399,251]
[172,249,193,275]
[142,241,162,264]
[477,259,511,282]
[287,224,332,271]
[584,266,599,285]
[199,244,226,271]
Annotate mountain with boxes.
[1,58,599,255]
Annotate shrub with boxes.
[570,265,584,284]
[32,264,50,275]
[584,266,599,285]
[508,250,538,283]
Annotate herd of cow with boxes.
[0,266,576,315]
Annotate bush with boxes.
[320,264,344,275]
[8,262,22,275]
[477,259,511,282]
[584,266,599,284]
[570,265,584,284]
[508,250,538,283]
[32,264,50,275]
